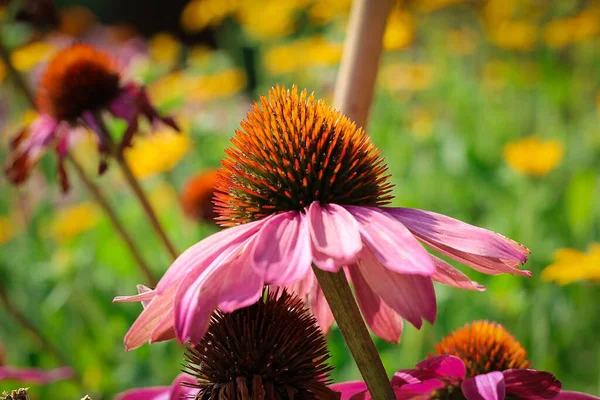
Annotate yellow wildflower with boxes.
[125,130,191,179]
[486,20,537,51]
[413,0,467,13]
[0,216,15,246]
[187,68,247,101]
[378,62,435,92]
[544,7,600,49]
[308,0,351,24]
[263,36,342,74]
[181,0,240,32]
[50,203,101,241]
[383,9,415,51]
[503,137,564,177]
[148,71,188,106]
[148,32,182,66]
[11,42,56,71]
[542,244,600,285]
[187,45,214,68]
[236,0,305,40]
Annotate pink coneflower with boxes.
[115,85,529,349]
[331,321,598,400]
[116,374,198,400]
[4,43,177,191]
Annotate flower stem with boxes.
[67,154,158,286]
[312,266,395,400]
[0,36,36,108]
[0,285,81,383]
[326,0,394,399]
[95,117,179,261]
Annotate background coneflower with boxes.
[183,289,336,400]
[180,169,219,224]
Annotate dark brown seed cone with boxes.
[183,289,339,400]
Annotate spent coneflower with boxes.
[116,85,529,349]
[332,321,599,400]
[4,43,178,191]
[180,169,219,223]
[1,388,30,400]
[183,289,336,400]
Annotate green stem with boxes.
[312,266,395,400]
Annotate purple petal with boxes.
[349,265,403,343]
[391,369,431,387]
[116,386,169,400]
[329,381,368,400]
[249,211,311,285]
[0,366,74,384]
[462,372,506,400]
[356,246,436,328]
[169,373,199,399]
[503,369,562,400]
[346,206,435,276]
[393,379,445,400]
[387,208,530,276]
[432,256,485,291]
[554,392,600,400]
[308,202,363,271]
[416,355,466,380]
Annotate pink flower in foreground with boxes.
[115,85,530,349]
[331,355,598,400]
[4,43,178,192]
[116,374,198,400]
[0,366,74,384]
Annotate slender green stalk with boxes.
[0,36,36,107]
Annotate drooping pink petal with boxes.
[393,379,445,400]
[391,369,429,387]
[345,206,435,276]
[169,373,199,399]
[308,274,335,334]
[113,287,156,305]
[308,202,362,272]
[432,257,485,291]
[116,386,169,400]
[249,211,311,285]
[554,392,600,400]
[0,366,74,384]
[329,381,368,400]
[356,246,436,328]
[349,265,403,343]
[502,369,562,400]
[461,372,506,400]
[217,246,265,313]
[387,208,530,276]
[416,355,466,380]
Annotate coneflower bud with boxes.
[183,289,338,400]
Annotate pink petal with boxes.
[356,246,436,328]
[217,246,265,313]
[249,211,311,285]
[394,379,445,400]
[461,372,506,400]
[329,381,368,400]
[554,392,600,400]
[391,369,430,386]
[416,355,466,380]
[0,366,74,384]
[345,206,435,276]
[169,373,199,399]
[502,369,562,400]
[432,257,485,291]
[308,202,362,271]
[113,287,156,305]
[387,208,530,276]
[116,386,169,400]
[349,265,403,343]
[308,274,335,334]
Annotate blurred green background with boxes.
[0,0,599,398]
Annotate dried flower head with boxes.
[435,320,531,377]
[1,388,29,400]
[183,289,336,400]
[214,85,393,226]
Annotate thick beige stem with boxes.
[318,1,395,400]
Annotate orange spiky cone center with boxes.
[36,43,121,120]
[214,85,394,226]
[435,320,531,377]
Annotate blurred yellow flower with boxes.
[180,0,239,32]
[125,130,191,179]
[383,9,415,51]
[503,137,564,177]
[187,68,247,101]
[379,62,435,92]
[149,181,179,211]
[236,0,305,40]
[0,216,15,246]
[308,0,351,24]
[486,20,537,51]
[50,203,101,241]
[542,244,600,285]
[148,71,188,106]
[187,45,214,68]
[11,42,56,71]
[544,7,600,49]
[413,0,466,13]
[148,32,182,66]
[264,36,342,74]
[407,107,434,140]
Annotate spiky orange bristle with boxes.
[36,43,121,120]
[214,85,394,226]
[435,320,531,377]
